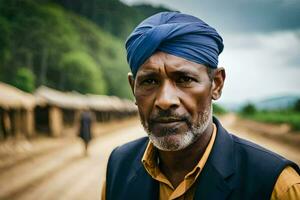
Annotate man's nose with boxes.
[154,81,180,110]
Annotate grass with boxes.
[240,111,300,131]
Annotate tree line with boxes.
[240,100,300,131]
[0,0,170,99]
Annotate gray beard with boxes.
[142,104,212,151]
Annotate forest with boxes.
[0,0,170,99]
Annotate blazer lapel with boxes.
[194,117,237,200]
[123,138,159,200]
[125,165,159,200]
[194,162,232,200]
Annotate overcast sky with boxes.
[122,0,300,104]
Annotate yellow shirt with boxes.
[101,124,300,200]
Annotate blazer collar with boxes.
[125,138,159,200]
[210,117,236,179]
[194,117,237,199]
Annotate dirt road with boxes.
[220,114,300,164]
[0,119,144,200]
[0,116,299,200]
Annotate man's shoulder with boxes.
[229,133,298,171]
[113,136,149,154]
[106,137,149,187]
[109,137,149,163]
[214,117,292,168]
[232,134,285,160]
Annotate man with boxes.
[102,12,300,200]
[79,110,93,156]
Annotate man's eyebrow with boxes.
[137,71,158,78]
[169,69,199,77]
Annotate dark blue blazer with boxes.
[106,117,299,200]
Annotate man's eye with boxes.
[177,76,195,84]
[141,79,157,85]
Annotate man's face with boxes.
[129,52,222,151]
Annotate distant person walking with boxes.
[79,110,93,156]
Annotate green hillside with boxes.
[48,0,170,39]
[0,0,170,99]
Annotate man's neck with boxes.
[157,122,214,188]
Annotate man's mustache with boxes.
[149,110,191,123]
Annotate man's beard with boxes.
[141,104,212,151]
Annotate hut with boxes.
[0,82,36,139]
[35,86,137,137]
[86,94,137,122]
[35,86,87,137]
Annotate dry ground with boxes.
[0,115,299,200]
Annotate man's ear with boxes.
[211,67,226,100]
[128,72,135,95]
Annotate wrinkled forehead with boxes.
[136,52,207,78]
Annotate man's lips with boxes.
[152,117,183,123]
[151,118,185,124]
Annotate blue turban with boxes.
[125,11,224,77]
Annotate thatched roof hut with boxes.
[34,86,137,136]
[35,86,87,109]
[0,82,36,138]
[0,82,35,110]
[35,86,136,113]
